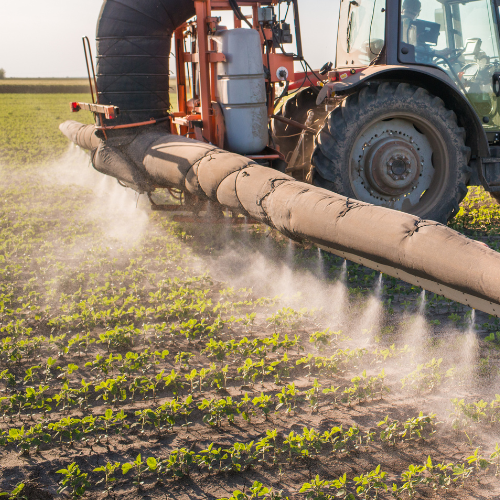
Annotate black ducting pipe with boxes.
[96,0,195,126]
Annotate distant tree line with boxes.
[0,69,5,79]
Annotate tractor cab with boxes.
[398,0,500,131]
[337,0,500,134]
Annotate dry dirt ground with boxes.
[1,95,500,499]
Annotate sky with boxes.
[0,0,339,78]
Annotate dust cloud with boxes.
[198,230,499,432]
[45,144,150,246]
[35,152,498,436]
[204,243,349,332]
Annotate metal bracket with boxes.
[477,157,500,193]
[71,102,120,120]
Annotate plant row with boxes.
[42,444,500,500]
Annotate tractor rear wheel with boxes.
[311,82,472,224]
[491,193,500,204]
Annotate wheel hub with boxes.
[364,138,421,196]
[350,118,434,211]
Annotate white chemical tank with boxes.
[214,29,268,155]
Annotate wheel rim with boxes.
[349,113,449,216]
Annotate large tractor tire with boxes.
[491,193,500,204]
[273,86,325,166]
[311,82,472,224]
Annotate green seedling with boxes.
[122,453,146,490]
[94,461,120,495]
[57,462,90,498]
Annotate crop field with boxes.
[1,91,500,500]
[0,80,91,95]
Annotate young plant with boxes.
[252,393,274,420]
[220,481,289,500]
[94,461,120,496]
[490,443,500,476]
[276,383,301,414]
[304,378,322,413]
[146,456,169,484]
[122,454,146,490]
[394,464,425,498]
[57,463,90,498]
[0,483,27,500]
[353,465,388,499]
[299,475,333,500]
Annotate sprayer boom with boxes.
[60,0,500,318]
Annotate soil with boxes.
[1,169,500,499]
[1,268,500,500]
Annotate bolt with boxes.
[412,186,417,190]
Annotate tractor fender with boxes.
[317,65,489,159]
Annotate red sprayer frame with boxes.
[171,0,296,153]
[72,2,300,158]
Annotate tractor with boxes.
[274,0,500,223]
[61,0,500,315]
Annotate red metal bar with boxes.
[246,155,281,160]
[252,4,259,29]
[194,0,213,143]
[288,71,322,90]
[173,215,260,224]
[175,27,188,115]
[96,117,171,131]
